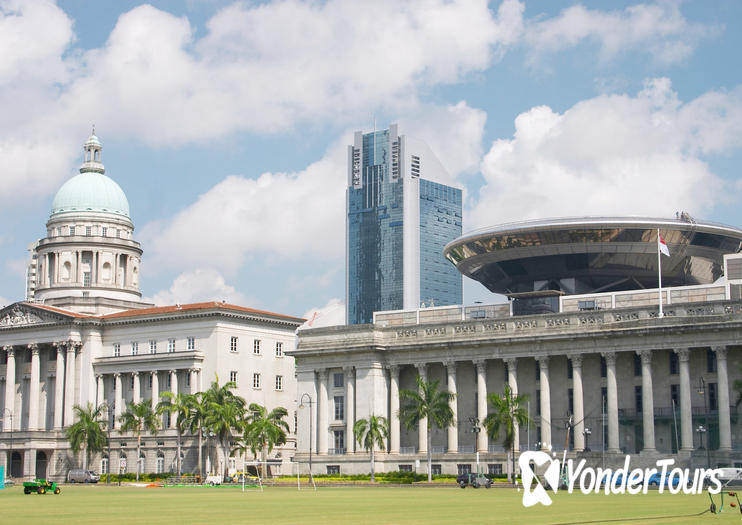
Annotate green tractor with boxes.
[23,479,61,495]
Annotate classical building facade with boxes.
[0,134,304,481]
[293,218,742,476]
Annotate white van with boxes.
[67,469,100,483]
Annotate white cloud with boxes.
[299,298,345,329]
[524,2,713,65]
[145,268,251,306]
[0,295,11,308]
[469,79,742,229]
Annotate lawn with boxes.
[1,484,739,524]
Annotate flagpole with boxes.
[657,228,664,318]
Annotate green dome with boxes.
[51,172,130,218]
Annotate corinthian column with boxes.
[416,363,428,454]
[63,342,78,427]
[317,369,329,455]
[638,350,656,452]
[445,361,458,454]
[53,343,65,429]
[538,357,551,450]
[28,344,40,431]
[603,352,620,453]
[714,346,732,451]
[571,355,585,452]
[675,348,693,451]
[3,346,15,431]
[344,366,355,454]
[474,360,488,453]
[505,358,519,453]
[389,365,400,454]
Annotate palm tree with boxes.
[119,399,160,481]
[157,392,194,476]
[399,375,455,482]
[185,392,209,480]
[204,378,245,479]
[353,415,389,482]
[483,384,530,483]
[65,403,108,470]
[243,403,290,479]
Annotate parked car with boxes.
[646,472,680,488]
[457,472,492,488]
[204,474,222,486]
[716,468,742,486]
[67,469,100,483]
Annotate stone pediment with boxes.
[0,303,73,328]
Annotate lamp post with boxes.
[2,409,12,478]
[698,378,711,469]
[299,393,314,478]
[469,417,480,474]
[583,428,591,452]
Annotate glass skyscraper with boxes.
[346,125,462,324]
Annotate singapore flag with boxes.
[658,233,670,257]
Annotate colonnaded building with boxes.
[0,133,304,480]
[292,217,742,475]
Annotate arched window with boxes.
[101,455,109,474]
[102,262,112,281]
[138,453,146,475]
[156,452,165,474]
[62,261,71,281]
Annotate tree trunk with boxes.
[136,434,141,481]
[370,447,375,482]
[198,429,203,481]
[262,443,267,479]
[222,440,230,479]
[176,429,182,476]
[427,422,432,483]
[506,449,512,483]
[83,442,87,470]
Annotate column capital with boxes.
[66,340,80,354]
[96,374,103,381]
[570,354,583,368]
[113,373,121,379]
[415,362,427,376]
[504,357,518,370]
[316,368,329,380]
[151,370,158,377]
[674,348,691,362]
[537,356,550,369]
[3,345,14,357]
[473,359,486,373]
[601,351,616,366]
[444,360,457,374]
[387,364,400,376]
[342,365,354,375]
[636,349,652,364]
[169,369,176,375]
[132,371,139,378]
[28,343,39,355]
[713,346,728,360]
[54,342,66,355]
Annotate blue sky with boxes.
[1,0,742,326]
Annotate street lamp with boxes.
[583,428,592,452]
[698,378,711,469]
[469,417,480,474]
[2,409,12,478]
[299,393,314,479]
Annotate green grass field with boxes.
[1,484,740,524]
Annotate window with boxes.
[275,375,283,391]
[567,359,573,379]
[600,356,607,378]
[149,340,156,354]
[670,384,679,407]
[85,226,92,237]
[398,464,412,472]
[504,363,509,382]
[708,382,718,411]
[333,430,345,453]
[431,464,442,476]
[488,464,503,475]
[253,339,261,354]
[275,342,283,357]
[633,353,641,376]
[186,374,191,388]
[536,390,540,415]
[149,375,152,388]
[230,337,238,353]
[130,375,135,389]
[69,226,75,236]
[187,337,195,350]
[635,385,643,413]
[333,373,344,388]
[707,349,717,373]
[230,371,238,386]
[167,375,171,388]
[131,342,138,355]
[334,396,344,421]
[113,343,120,357]
[568,388,574,414]
[102,227,108,237]
[168,339,175,353]
[83,272,91,287]
[101,456,109,474]
[457,464,472,475]
[669,352,679,375]
[326,465,340,475]
[253,373,261,389]
[156,454,165,474]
